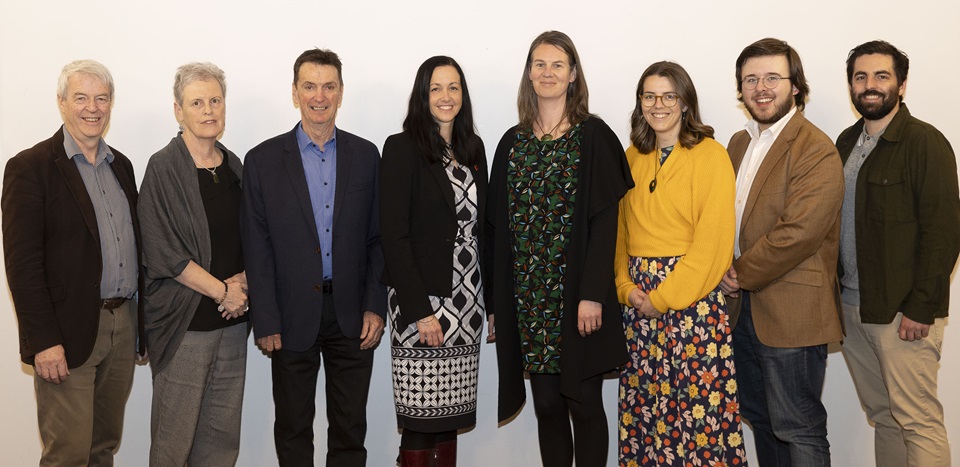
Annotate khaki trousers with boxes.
[35,302,135,467]
[841,303,949,467]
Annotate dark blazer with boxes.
[2,127,144,368]
[726,111,844,348]
[380,131,487,329]
[241,124,387,352]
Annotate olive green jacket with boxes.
[836,104,960,325]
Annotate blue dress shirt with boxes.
[296,124,337,280]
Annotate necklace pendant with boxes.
[541,133,553,142]
[649,179,657,193]
[212,172,220,184]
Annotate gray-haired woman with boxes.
[139,62,248,466]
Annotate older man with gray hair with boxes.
[2,59,143,466]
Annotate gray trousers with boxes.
[35,302,136,467]
[150,323,248,467]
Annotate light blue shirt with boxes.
[296,124,337,280]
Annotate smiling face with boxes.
[850,53,904,121]
[292,62,342,139]
[175,79,225,142]
[58,72,112,148]
[640,75,687,147]
[528,43,576,101]
[428,65,462,127]
[740,54,797,130]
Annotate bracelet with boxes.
[418,316,435,324]
[215,281,228,305]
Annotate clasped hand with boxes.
[628,287,661,319]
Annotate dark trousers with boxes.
[732,292,830,467]
[271,293,375,467]
[529,373,607,467]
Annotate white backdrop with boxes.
[1,1,958,465]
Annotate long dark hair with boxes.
[630,61,714,154]
[402,56,480,166]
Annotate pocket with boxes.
[778,267,822,287]
[865,169,914,222]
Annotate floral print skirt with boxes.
[619,256,747,466]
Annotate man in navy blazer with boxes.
[241,48,387,467]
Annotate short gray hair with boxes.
[57,60,114,100]
[173,62,226,106]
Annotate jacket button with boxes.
[316,247,321,254]
[314,284,322,292]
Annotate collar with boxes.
[745,106,798,141]
[62,126,113,164]
[877,103,911,144]
[296,123,337,153]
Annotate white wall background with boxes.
[1,1,958,465]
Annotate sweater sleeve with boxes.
[649,141,735,312]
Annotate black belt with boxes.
[322,279,333,295]
[100,297,127,310]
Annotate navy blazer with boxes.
[379,131,487,328]
[241,124,387,352]
[2,127,144,367]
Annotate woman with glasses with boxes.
[615,61,746,466]
[487,30,633,466]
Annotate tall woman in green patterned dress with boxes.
[486,30,633,467]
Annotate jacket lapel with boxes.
[332,129,353,228]
[53,135,100,243]
[428,162,456,213]
[283,128,321,245]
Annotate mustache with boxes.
[857,90,885,99]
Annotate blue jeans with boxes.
[732,292,830,467]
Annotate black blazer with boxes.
[241,125,387,352]
[2,127,144,367]
[380,132,487,328]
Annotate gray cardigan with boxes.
[138,134,243,375]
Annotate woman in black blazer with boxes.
[380,56,488,467]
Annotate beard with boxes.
[745,93,794,126]
[852,89,898,121]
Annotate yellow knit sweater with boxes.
[614,137,736,313]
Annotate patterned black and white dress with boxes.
[389,160,484,432]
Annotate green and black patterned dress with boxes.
[506,124,582,374]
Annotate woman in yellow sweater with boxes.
[615,61,746,466]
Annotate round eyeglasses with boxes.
[741,75,790,90]
[640,93,680,108]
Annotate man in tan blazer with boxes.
[720,38,844,467]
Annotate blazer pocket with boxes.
[778,267,822,287]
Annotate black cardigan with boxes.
[486,117,634,422]
[380,131,488,329]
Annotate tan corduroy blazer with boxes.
[726,110,844,348]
